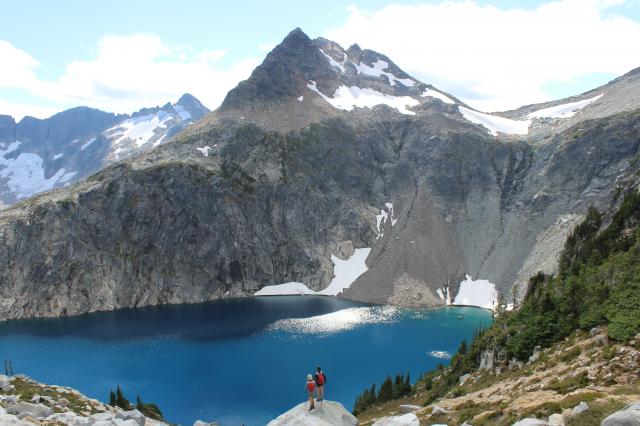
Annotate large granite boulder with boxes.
[267,400,357,426]
[602,401,640,426]
[6,401,53,419]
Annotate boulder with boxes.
[548,413,564,426]
[6,401,54,419]
[89,412,115,424]
[602,401,640,426]
[512,418,547,426]
[0,407,34,426]
[47,411,91,426]
[115,409,145,426]
[0,374,10,389]
[431,405,448,416]
[529,346,542,363]
[594,335,608,346]
[372,413,419,425]
[479,349,495,370]
[267,400,357,426]
[193,421,219,426]
[570,401,589,417]
[459,374,472,385]
[398,404,421,413]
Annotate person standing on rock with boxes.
[314,366,326,403]
[306,374,316,411]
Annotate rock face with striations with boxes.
[0,28,640,320]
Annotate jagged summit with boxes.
[216,27,460,131]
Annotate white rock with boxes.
[0,374,10,389]
[548,413,564,426]
[115,409,145,426]
[601,401,640,426]
[372,412,419,425]
[512,418,547,426]
[267,400,357,426]
[570,401,589,417]
[193,421,219,426]
[6,401,54,419]
[431,406,448,416]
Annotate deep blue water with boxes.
[0,296,491,425]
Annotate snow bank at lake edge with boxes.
[254,248,371,297]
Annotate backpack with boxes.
[315,372,326,386]
[307,381,316,392]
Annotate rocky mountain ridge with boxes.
[0,28,639,320]
[0,94,209,206]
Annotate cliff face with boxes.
[0,29,640,320]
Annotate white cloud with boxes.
[325,0,640,112]
[0,34,258,119]
[0,41,40,89]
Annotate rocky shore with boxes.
[0,375,219,426]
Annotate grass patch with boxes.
[566,399,626,426]
[559,346,581,362]
[1,378,98,415]
[548,372,589,394]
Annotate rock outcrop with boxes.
[266,400,357,426]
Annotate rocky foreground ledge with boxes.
[0,375,219,426]
[266,399,421,426]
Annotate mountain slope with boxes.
[0,94,209,205]
[0,29,639,320]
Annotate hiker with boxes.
[314,366,326,402]
[306,374,316,411]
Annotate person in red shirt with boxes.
[314,366,327,402]
[306,374,316,411]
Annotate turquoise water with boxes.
[0,296,491,425]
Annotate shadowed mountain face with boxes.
[0,28,639,320]
[0,94,209,206]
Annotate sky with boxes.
[1,0,640,120]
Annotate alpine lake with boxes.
[0,296,492,425]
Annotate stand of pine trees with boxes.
[108,385,163,420]
[353,372,412,415]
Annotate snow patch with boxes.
[319,49,346,73]
[80,138,96,151]
[173,104,191,120]
[52,153,64,160]
[421,88,455,104]
[385,202,397,226]
[268,306,398,335]
[297,96,304,102]
[107,111,173,154]
[196,146,211,157]
[254,282,316,296]
[354,59,415,87]
[452,274,498,310]
[308,81,418,115]
[459,106,530,136]
[0,141,77,199]
[318,248,371,295]
[527,94,603,119]
[255,248,371,297]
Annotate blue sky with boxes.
[1,0,640,119]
